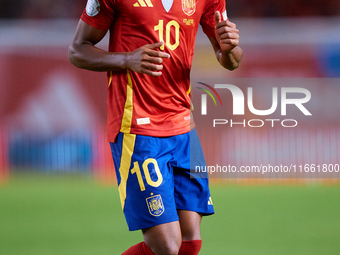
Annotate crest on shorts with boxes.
[146,194,164,216]
[182,0,196,16]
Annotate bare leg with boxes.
[141,211,202,255]
[178,210,202,240]
[142,221,182,255]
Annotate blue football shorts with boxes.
[110,128,214,231]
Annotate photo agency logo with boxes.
[196,83,312,128]
[196,82,223,114]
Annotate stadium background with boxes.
[1,0,340,254]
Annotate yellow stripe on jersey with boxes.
[120,70,133,133]
[108,71,112,87]
[187,83,191,95]
[187,83,194,111]
[118,133,136,210]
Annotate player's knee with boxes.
[152,238,181,255]
[158,245,180,255]
[180,223,201,241]
[181,230,201,241]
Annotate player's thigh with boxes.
[178,210,202,241]
[142,221,182,255]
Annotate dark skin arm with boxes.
[68,20,170,77]
[209,11,243,70]
[68,12,242,75]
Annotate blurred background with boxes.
[0,0,340,255]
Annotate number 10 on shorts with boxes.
[131,158,163,191]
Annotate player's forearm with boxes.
[68,42,128,72]
[218,46,243,71]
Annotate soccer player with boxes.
[68,0,242,254]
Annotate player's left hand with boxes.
[214,11,240,52]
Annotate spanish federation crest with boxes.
[182,0,196,16]
[146,194,164,216]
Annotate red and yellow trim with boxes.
[120,70,134,133]
[108,71,113,87]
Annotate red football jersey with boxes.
[81,0,227,142]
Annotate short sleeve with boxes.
[200,0,227,38]
[81,0,116,31]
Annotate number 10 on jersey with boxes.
[154,20,180,51]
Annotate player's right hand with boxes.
[126,41,170,77]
